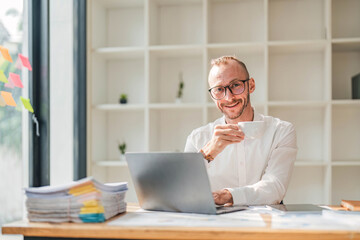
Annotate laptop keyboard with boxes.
[216,205,248,214]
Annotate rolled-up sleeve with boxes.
[226,124,297,205]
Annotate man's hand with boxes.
[202,124,244,159]
[213,189,234,206]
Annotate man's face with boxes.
[208,61,254,121]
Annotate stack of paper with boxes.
[25,177,128,223]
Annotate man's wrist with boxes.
[199,149,214,163]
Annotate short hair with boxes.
[210,56,249,78]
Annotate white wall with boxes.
[49,0,74,185]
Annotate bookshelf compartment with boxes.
[91,0,144,48]
[269,0,325,41]
[332,0,360,39]
[149,50,203,104]
[149,0,203,45]
[208,0,264,43]
[92,57,145,105]
[269,45,326,101]
[332,42,360,100]
[149,109,203,152]
[108,111,145,158]
[268,106,326,163]
[284,166,326,204]
[332,166,360,205]
[207,46,266,103]
[92,111,145,163]
[332,105,360,162]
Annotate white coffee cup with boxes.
[238,121,266,139]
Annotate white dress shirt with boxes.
[184,110,297,205]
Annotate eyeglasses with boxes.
[208,79,250,100]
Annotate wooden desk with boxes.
[2,204,360,240]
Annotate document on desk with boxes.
[109,209,266,227]
[271,211,360,230]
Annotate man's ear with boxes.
[249,78,255,93]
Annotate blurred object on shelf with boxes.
[176,72,184,103]
[352,73,360,99]
[119,93,128,104]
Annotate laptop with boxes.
[125,152,247,215]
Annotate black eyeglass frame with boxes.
[208,79,250,100]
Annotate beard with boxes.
[220,90,250,120]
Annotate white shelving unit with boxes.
[87,0,360,204]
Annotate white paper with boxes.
[108,209,266,228]
[271,212,360,230]
[322,210,360,228]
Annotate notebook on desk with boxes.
[125,152,247,215]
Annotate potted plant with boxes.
[176,72,184,103]
[118,141,126,161]
[119,94,128,104]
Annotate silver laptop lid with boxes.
[125,152,217,214]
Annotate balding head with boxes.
[208,56,249,88]
[210,56,249,78]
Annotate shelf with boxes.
[94,160,128,167]
[332,38,360,53]
[268,101,328,107]
[269,0,325,41]
[268,40,326,53]
[332,161,360,166]
[332,38,360,46]
[332,0,360,39]
[207,42,264,50]
[208,0,264,43]
[93,104,145,111]
[93,103,206,110]
[93,47,144,59]
[331,100,360,106]
[149,45,203,56]
[149,0,203,45]
[149,103,203,110]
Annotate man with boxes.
[185,56,297,206]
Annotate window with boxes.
[0,0,27,228]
